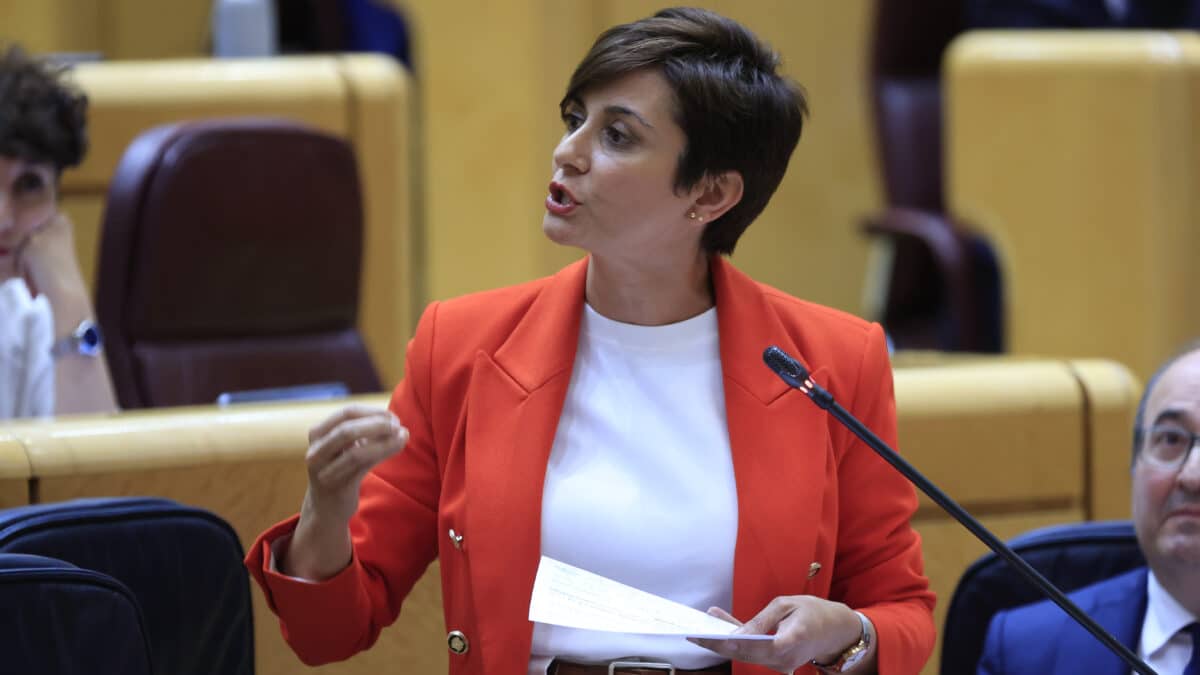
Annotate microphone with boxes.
[761,345,1158,675]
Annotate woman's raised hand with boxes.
[17,213,85,301]
[283,405,408,580]
[304,405,409,523]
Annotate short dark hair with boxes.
[0,45,88,172]
[1131,339,1200,466]
[562,7,808,255]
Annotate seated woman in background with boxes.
[248,7,934,675]
[0,46,116,419]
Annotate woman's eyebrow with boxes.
[603,105,654,129]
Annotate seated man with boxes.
[0,46,116,419]
[979,346,1200,673]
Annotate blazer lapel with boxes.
[711,258,834,619]
[462,258,587,672]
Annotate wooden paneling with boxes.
[66,58,350,192]
[1068,359,1141,520]
[336,55,418,384]
[947,32,1200,381]
[0,438,31,508]
[0,0,211,59]
[895,361,1086,508]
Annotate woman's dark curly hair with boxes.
[0,45,88,172]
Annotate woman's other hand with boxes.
[284,405,409,580]
[15,212,119,415]
[689,596,874,674]
[17,212,90,334]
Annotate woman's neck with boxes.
[584,250,714,326]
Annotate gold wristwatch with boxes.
[812,611,872,673]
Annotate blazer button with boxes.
[447,630,469,655]
[448,528,464,550]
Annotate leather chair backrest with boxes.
[96,118,382,409]
[0,497,254,675]
[0,552,153,675]
[869,0,965,211]
[941,520,1145,674]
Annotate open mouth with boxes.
[549,182,578,207]
[546,182,580,216]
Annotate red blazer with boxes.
[247,257,936,675]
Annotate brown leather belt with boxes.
[549,660,732,675]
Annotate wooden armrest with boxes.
[861,207,986,350]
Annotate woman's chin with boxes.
[542,217,578,247]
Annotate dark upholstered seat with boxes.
[0,552,153,675]
[96,118,381,408]
[863,1,1003,352]
[0,497,254,675]
[941,520,1145,674]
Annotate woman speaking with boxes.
[247,8,935,674]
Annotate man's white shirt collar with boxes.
[1138,570,1198,672]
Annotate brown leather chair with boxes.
[96,118,382,409]
[863,0,1002,352]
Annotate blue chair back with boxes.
[0,497,254,675]
[941,520,1145,674]
[0,552,153,674]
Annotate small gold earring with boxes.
[688,211,701,221]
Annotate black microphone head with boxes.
[763,345,809,389]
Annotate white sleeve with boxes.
[0,278,55,419]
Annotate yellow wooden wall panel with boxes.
[0,438,31,508]
[66,58,350,191]
[0,0,104,54]
[100,0,212,59]
[58,194,107,291]
[336,55,416,385]
[947,32,1200,380]
[1068,359,1141,520]
[894,361,1085,508]
[397,1,594,303]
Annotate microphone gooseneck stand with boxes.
[761,345,1158,675]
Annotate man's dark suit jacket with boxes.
[978,567,1148,674]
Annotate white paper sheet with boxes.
[528,556,774,641]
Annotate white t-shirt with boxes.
[1136,571,1199,674]
[529,304,737,674]
[0,277,54,419]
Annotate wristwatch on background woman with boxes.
[812,611,873,673]
[50,319,103,359]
